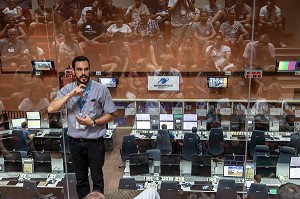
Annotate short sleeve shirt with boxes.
[203,4,223,17]
[107,24,132,34]
[191,21,214,37]
[80,21,105,40]
[126,4,150,22]
[0,40,26,57]
[259,5,281,22]
[168,0,192,27]
[219,21,244,41]
[134,19,160,36]
[206,45,231,67]
[55,80,116,139]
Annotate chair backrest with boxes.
[253,145,270,163]
[121,135,138,162]
[288,133,300,155]
[208,128,224,156]
[250,130,266,157]
[64,173,78,199]
[278,146,296,163]
[247,183,269,199]
[146,149,161,161]
[11,129,28,152]
[159,181,179,199]
[118,178,137,190]
[23,179,44,199]
[216,179,237,199]
[156,129,172,155]
[182,133,201,161]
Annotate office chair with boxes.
[159,181,180,199]
[156,129,172,155]
[119,135,138,168]
[287,133,300,155]
[278,146,296,163]
[249,130,266,157]
[208,128,224,156]
[247,183,269,199]
[146,149,161,161]
[63,173,78,199]
[118,178,137,190]
[253,145,270,163]
[182,132,201,161]
[23,179,55,199]
[11,129,28,158]
[216,179,237,199]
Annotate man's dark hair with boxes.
[254,174,261,183]
[86,9,95,17]
[161,124,167,129]
[72,56,90,69]
[278,183,300,199]
[21,122,27,129]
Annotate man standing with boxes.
[48,56,116,198]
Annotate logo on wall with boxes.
[148,76,179,91]
[158,78,169,84]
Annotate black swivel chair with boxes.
[208,128,224,156]
[247,183,269,199]
[287,133,300,155]
[23,179,55,199]
[216,179,237,199]
[253,145,270,163]
[146,149,161,161]
[11,130,28,158]
[156,129,172,155]
[182,132,201,161]
[278,146,296,163]
[249,130,266,157]
[159,181,180,199]
[119,135,138,168]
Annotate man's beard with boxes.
[76,74,90,85]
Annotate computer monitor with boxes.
[183,121,198,130]
[159,114,173,121]
[0,113,9,130]
[191,155,212,177]
[161,154,181,165]
[159,121,174,130]
[32,60,54,72]
[129,153,149,176]
[3,151,23,172]
[98,77,117,88]
[276,60,298,72]
[289,157,300,179]
[160,154,181,176]
[290,157,300,166]
[11,118,26,128]
[183,114,198,121]
[136,121,151,130]
[33,151,52,173]
[223,165,244,178]
[26,112,40,120]
[256,155,278,178]
[136,114,150,121]
[191,154,212,166]
[27,120,41,129]
[224,155,245,165]
[207,76,228,88]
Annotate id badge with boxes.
[76,121,86,129]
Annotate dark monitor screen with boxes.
[161,164,180,176]
[34,162,52,173]
[161,154,181,165]
[0,113,9,130]
[98,77,117,88]
[207,76,228,88]
[32,151,51,162]
[276,60,298,72]
[256,166,277,178]
[3,151,22,161]
[191,165,211,177]
[129,153,149,164]
[256,155,278,167]
[191,154,212,166]
[4,161,23,172]
[224,155,245,165]
[129,163,149,176]
[31,60,54,71]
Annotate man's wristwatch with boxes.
[92,120,96,127]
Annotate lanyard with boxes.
[77,82,92,116]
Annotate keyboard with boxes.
[1,177,18,181]
[29,130,40,134]
[30,178,47,182]
[47,132,62,137]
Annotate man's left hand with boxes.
[76,112,93,126]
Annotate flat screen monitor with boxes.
[0,113,9,130]
[136,114,150,121]
[26,111,40,120]
[256,155,278,167]
[183,121,198,130]
[161,164,180,176]
[98,77,117,88]
[129,163,149,176]
[27,120,41,129]
[161,154,181,165]
[136,121,151,130]
[276,60,298,72]
[159,121,174,130]
[4,161,23,172]
[33,151,51,162]
[159,114,173,121]
[31,60,54,71]
[11,118,26,128]
[191,155,212,166]
[224,155,245,165]
[32,151,52,173]
[207,76,228,88]
[290,157,300,167]
[223,165,244,178]
[129,153,149,165]
[256,166,277,178]
[183,114,198,121]
[289,167,300,179]
[191,165,211,177]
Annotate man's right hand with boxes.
[68,84,86,97]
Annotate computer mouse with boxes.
[37,132,43,136]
